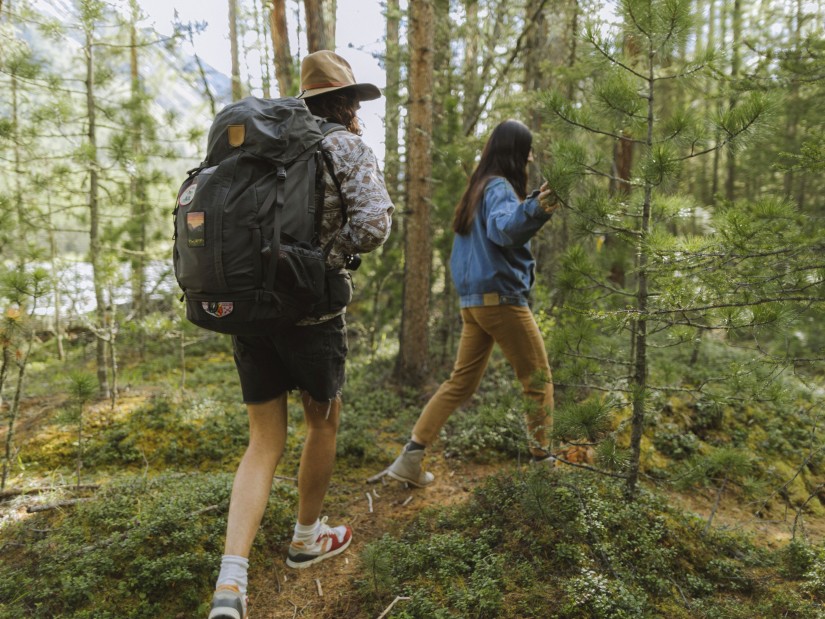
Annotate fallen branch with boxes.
[366,492,374,513]
[314,578,323,597]
[377,596,411,619]
[401,496,413,507]
[0,484,99,500]
[26,498,94,513]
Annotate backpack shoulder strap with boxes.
[317,121,347,225]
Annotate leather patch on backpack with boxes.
[227,124,245,147]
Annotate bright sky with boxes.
[137,0,390,161]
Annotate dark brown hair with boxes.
[303,88,362,135]
[452,119,533,234]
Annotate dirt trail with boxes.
[248,455,498,619]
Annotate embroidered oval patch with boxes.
[202,302,234,318]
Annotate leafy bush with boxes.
[0,473,295,618]
[82,393,249,470]
[355,468,818,619]
[653,422,700,459]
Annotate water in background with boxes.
[31,260,178,319]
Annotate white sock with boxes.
[293,519,319,544]
[216,555,249,596]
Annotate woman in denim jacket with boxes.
[387,119,561,487]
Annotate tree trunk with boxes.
[84,24,110,399]
[48,200,65,361]
[625,44,656,499]
[229,0,243,100]
[323,0,336,49]
[396,0,435,386]
[462,0,479,131]
[129,0,147,357]
[255,0,273,98]
[524,0,548,185]
[725,0,742,201]
[304,0,329,52]
[383,0,401,202]
[271,0,297,96]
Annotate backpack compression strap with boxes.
[261,165,288,294]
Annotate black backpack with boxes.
[172,96,344,335]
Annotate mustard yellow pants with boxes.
[412,304,553,457]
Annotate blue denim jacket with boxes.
[450,177,552,308]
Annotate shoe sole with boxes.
[285,535,352,569]
[208,605,247,619]
[208,610,246,619]
[386,469,434,488]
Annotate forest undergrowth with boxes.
[0,330,824,618]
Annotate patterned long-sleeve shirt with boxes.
[319,130,394,269]
[297,128,393,325]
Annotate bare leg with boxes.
[297,392,341,525]
[224,394,288,557]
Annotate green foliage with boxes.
[356,468,814,618]
[553,398,615,443]
[437,363,537,460]
[67,371,96,404]
[77,393,249,470]
[0,473,295,618]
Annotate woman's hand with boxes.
[537,182,561,215]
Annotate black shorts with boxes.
[232,315,347,403]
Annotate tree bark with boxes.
[323,0,336,49]
[396,0,435,386]
[383,0,401,202]
[129,0,146,357]
[84,21,110,399]
[270,0,297,96]
[725,0,742,201]
[228,0,243,100]
[625,40,656,499]
[304,0,329,52]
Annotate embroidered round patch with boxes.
[202,301,234,318]
[179,180,198,206]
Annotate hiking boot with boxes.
[286,516,352,569]
[208,584,247,619]
[387,447,435,487]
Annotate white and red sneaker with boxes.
[285,516,352,569]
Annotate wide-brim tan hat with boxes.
[297,50,381,101]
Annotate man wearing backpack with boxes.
[209,51,393,619]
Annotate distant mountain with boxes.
[18,0,232,157]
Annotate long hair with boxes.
[452,119,533,235]
[303,88,362,135]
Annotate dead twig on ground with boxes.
[26,498,94,513]
[366,469,388,484]
[377,595,411,619]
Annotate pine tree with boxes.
[543,0,777,497]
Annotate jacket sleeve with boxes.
[484,178,551,248]
[328,136,394,256]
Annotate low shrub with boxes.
[0,472,295,618]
